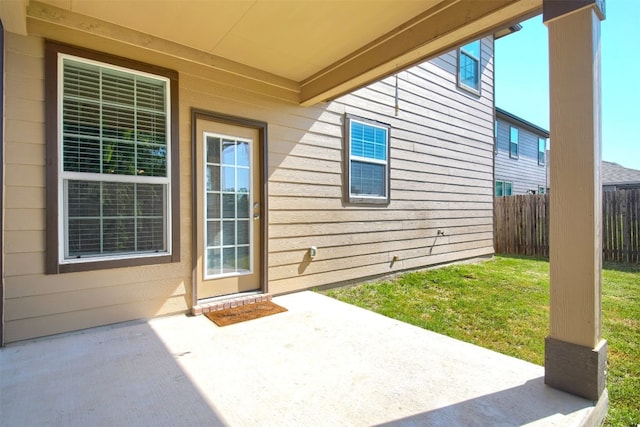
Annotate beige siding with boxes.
[3,31,194,342]
[3,22,494,342]
[267,40,496,294]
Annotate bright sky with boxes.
[495,0,640,171]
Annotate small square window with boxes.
[344,115,390,205]
[458,40,481,94]
[495,180,513,197]
[510,127,519,158]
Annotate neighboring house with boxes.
[602,161,640,191]
[0,2,509,344]
[494,107,549,196]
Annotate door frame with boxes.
[191,109,268,306]
[1,20,5,346]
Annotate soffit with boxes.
[21,0,543,104]
[39,0,439,81]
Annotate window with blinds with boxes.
[60,55,171,261]
[344,115,390,205]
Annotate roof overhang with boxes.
[494,23,524,39]
[2,0,542,105]
[496,107,550,138]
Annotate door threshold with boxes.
[192,291,272,316]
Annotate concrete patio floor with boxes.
[1,291,606,426]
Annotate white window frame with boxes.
[57,53,172,265]
[202,132,255,280]
[509,126,519,159]
[538,138,546,165]
[457,40,481,95]
[344,115,391,205]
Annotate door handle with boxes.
[253,213,260,220]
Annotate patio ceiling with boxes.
[1,0,541,103]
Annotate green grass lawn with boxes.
[324,256,639,426]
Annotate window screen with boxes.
[345,115,390,204]
[60,56,170,261]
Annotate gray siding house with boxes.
[602,161,640,191]
[495,107,549,196]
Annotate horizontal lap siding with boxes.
[268,40,495,294]
[3,24,494,341]
[3,31,193,342]
[495,118,548,194]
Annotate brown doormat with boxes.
[204,301,287,327]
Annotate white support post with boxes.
[544,0,607,401]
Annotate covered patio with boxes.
[1,0,608,423]
[0,291,604,426]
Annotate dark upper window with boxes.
[46,42,180,273]
[458,40,481,94]
[344,114,390,205]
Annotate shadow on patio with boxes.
[1,292,601,426]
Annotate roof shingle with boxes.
[602,161,640,185]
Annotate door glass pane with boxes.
[222,166,235,191]
[237,142,250,166]
[237,220,249,245]
[237,168,249,193]
[222,221,236,246]
[206,165,220,191]
[204,133,252,277]
[207,193,220,218]
[207,221,221,246]
[237,194,249,218]
[207,248,221,275]
[222,194,236,218]
[222,140,235,165]
[237,246,250,271]
[207,137,220,163]
[222,247,236,273]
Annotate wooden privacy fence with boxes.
[603,189,640,263]
[494,189,640,263]
[494,194,549,258]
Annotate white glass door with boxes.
[205,134,252,277]
[195,118,261,299]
